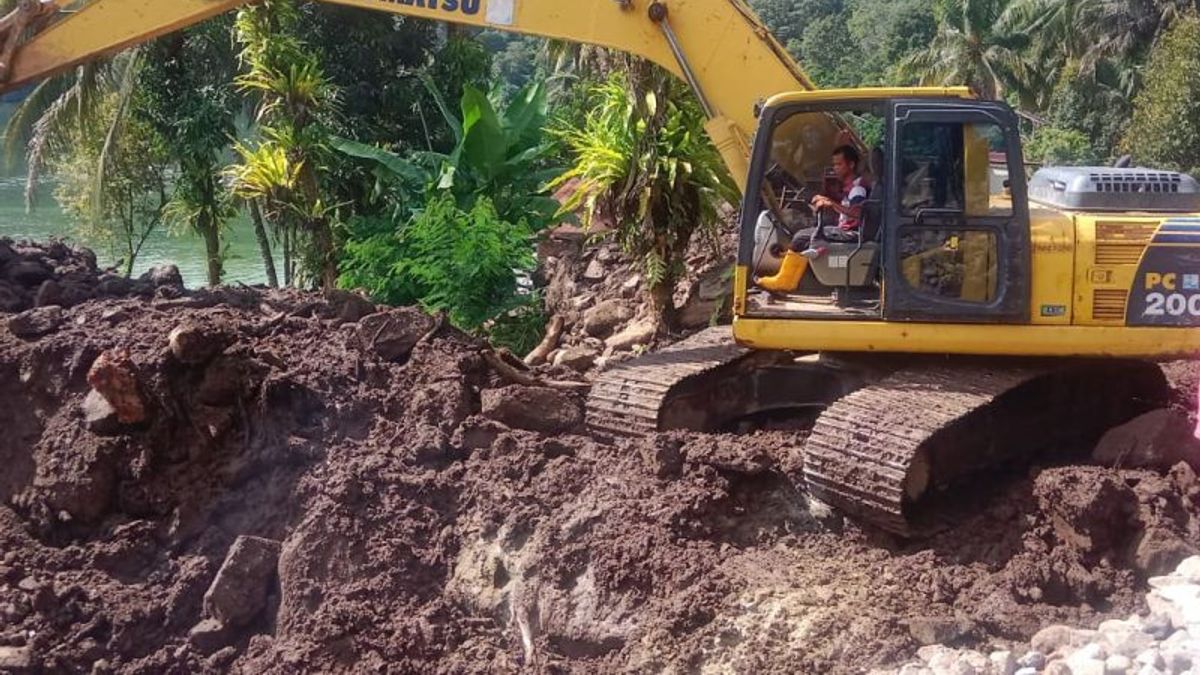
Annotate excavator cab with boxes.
[739,92,1031,324]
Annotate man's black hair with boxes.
[832,144,860,168]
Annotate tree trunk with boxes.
[282,224,293,287]
[201,212,222,287]
[314,220,337,291]
[250,200,279,288]
[648,281,678,336]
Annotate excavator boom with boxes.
[0,0,822,190]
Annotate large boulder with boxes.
[139,264,184,289]
[676,262,733,329]
[554,345,599,373]
[480,386,584,434]
[4,260,52,286]
[583,299,633,338]
[319,289,376,324]
[8,306,63,339]
[606,319,656,353]
[203,536,281,629]
[356,308,436,363]
[1092,409,1200,472]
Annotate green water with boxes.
[0,177,278,287]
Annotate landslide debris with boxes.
[0,237,184,314]
[0,277,1198,672]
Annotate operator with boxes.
[757,145,868,293]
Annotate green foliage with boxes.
[229,0,340,288]
[1025,126,1099,166]
[488,296,548,356]
[139,18,239,286]
[334,80,560,229]
[1123,14,1200,176]
[53,99,170,277]
[1043,60,1131,161]
[552,73,738,330]
[899,0,1034,101]
[338,193,536,333]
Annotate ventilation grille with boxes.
[1094,221,1155,266]
[1093,289,1128,321]
[1095,244,1146,266]
[1090,171,1183,193]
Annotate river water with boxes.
[0,177,277,287]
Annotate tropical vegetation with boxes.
[4,0,1200,353]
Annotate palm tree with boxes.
[900,0,1035,102]
[2,55,141,211]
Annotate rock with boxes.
[899,665,934,675]
[677,262,733,329]
[168,322,232,365]
[1101,619,1158,657]
[582,299,633,338]
[319,289,376,324]
[1134,529,1197,578]
[1013,669,1037,675]
[1133,666,1164,675]
[1044,662,1074,675]
[1105,654,1133,674]
[1176,557,1200,583]
[82,390,121,434]
[606,319,656,352]
[139,264,183,289]
[4,260,51,286]
[1158,644,1192,673]
[0,281,23,312]
[33,279,60,307]
[990,650,1017,675]
[203,536,280,629]
[1018,651,1048,670]
[908,616,973,645]
[553,346,599,372]
[1142,613,1174,640]
[56,281,93,308]
[7,305,63,339]
[1092,409,1200,472]
[583,258,606,281]
[1146,584,1200,629]
[188,618,234,654]
[479,386,583,434]
[1032,625,1098,656]
[0,645,32,672]
[96,273,133,296]
[356,309,435,363]
[1135,649,1166,668]
[87,350,146,425]
[917,645,956,663]
[955,650,989,673]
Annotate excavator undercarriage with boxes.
[587,327,1171,536]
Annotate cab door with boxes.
[883,101,1031,323]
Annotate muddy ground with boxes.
[1,243,1199,673]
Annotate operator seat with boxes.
[807,147,885,290]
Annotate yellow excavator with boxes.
[4,0,1199,534]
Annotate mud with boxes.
[1,281,1198,673]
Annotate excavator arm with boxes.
[0,0,825,191]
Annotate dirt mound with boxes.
[1,281,1198,672]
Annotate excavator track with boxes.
[586,327,750,437]
[805,360,1170,535]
